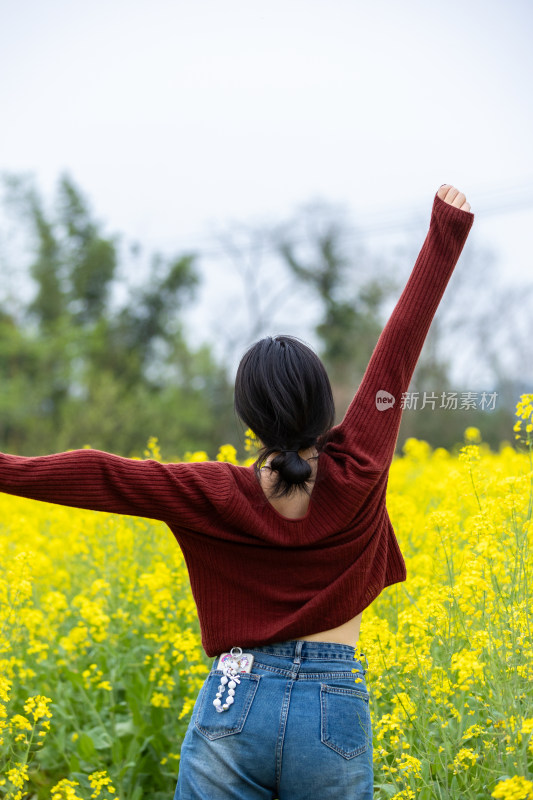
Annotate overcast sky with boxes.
[1,0,532,375]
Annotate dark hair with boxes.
[234,335,335,498]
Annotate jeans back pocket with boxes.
[195,671,261,741]
[320,684,371,759]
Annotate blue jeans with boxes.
[174,640,373,799]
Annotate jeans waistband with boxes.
[228,639,364,663]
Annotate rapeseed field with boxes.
[1,400,532,800]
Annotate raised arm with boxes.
[0,448,229,525]
[326,185,474,473]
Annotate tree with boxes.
[0,172,234,457]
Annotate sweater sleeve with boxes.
[326,192,474,473]
[0,448,230,525]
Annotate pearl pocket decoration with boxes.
[213,647,255,713]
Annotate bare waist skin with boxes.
[296,611,363,648]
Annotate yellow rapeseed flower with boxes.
[88,770,116,799]
[150,692,170,708]
[0,676,11,703]
[183,450,209,462]
[10,715,32,732]
[50,778,84,800]
[23,695,52,723]
[216,444,239,464]
[244,428,260,454]
[452,747,478,773]
[464,426,482,443]
[6,763,29,791]
[395,753,422,777]
[143,436,162,461]
[491,775,533,799]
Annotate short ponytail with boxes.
[268,450,313,488]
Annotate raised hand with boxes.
[438,184,471,212]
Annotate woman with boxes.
[0,185,473,799]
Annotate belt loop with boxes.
[289,640,303,679]
[294,640,303,664]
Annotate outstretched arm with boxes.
[0,448,230,525]
[326,184,474,473]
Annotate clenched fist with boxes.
[438,185,471,213]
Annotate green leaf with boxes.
[115,717,135,738]
[112,739,123,763]
[373,784,398,797]
[68,754,81,772]
[86,725,113,750]
[77,732,96,760]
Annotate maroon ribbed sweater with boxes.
[0,193,474,657]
